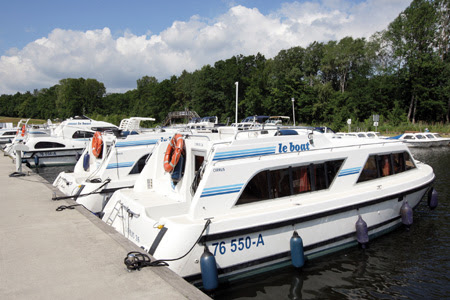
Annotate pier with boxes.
[0,153,210,299]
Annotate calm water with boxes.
[35,148,450,299]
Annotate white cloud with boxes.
[0,0,411,95]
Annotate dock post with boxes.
[15,150,22,172]
[12,144,28,173]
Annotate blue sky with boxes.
[0,0,283,55]
[0,0,412,94]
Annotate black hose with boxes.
[124,218,212,271]
[9,171,26,177]
[56,204,81,211]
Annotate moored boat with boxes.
[388,132,434,147]
[7,116,118,167]
[101,127,435,287]
[53,126,177,213]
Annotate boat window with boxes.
[235,159,344,205]
[357,156,378,183]
[269,168,291,198]
[392,152,406,173]
[3,131,16,135]
[357,151,415,183]
[378,154,393,177]
[34,142,66,149]
[292,166,311,194]
[404,152,415,170]
[237,171,271,205]
[129,154,150,174]
[72,131,95,139]
[326,160,344,185]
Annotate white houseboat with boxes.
[388,132,448,147]
[53,127,176,213]
[101,127,435,287]
[7,116,118,167]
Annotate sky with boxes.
[0,0,412,95]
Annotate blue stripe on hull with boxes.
[338,167,361,177]
[214,147,276,161]
[115,139,158,147]
[201,184,244,197]
[106,161,134,169]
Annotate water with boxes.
[34,165,75,183]
[34,148,450,299]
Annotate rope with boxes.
[56,204,81,211]
[52,178,112,201]
[124,218,212,271]
[9,172,26,177]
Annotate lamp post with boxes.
[291,97,296,126]
[235,82,239,124]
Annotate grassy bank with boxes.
[0,116,47,126]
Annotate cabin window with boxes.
[392,152,405,173]
[357,156,378,183]
[129,154,150,174]
[357,151,415,183]
[291,166,311,194]
[236,159,344,205]
[404,152,415,170]
[269,168,291,198]
[378,154,393,177]
[72,131,94,139]
[34,142,65,149]
[2,131,16,136]
[237,171,271,205]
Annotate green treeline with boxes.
[1,0,449,131]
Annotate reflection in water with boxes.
[214,148,450,300]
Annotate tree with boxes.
[384,0,439,123]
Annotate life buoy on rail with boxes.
[163,134,184,173]
[21,125,26,137]
[91,131,103,158]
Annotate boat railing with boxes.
[184,134,211,141]
[232,126,315,140]
[210,138,403,164]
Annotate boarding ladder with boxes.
[105,201,122,226]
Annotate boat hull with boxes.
[54,172,134,213]
[22,148,84,167]
[103,170,434,284]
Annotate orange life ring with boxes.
[92,131,103,158]
[163,134,184,173]
[21,125,26,137]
